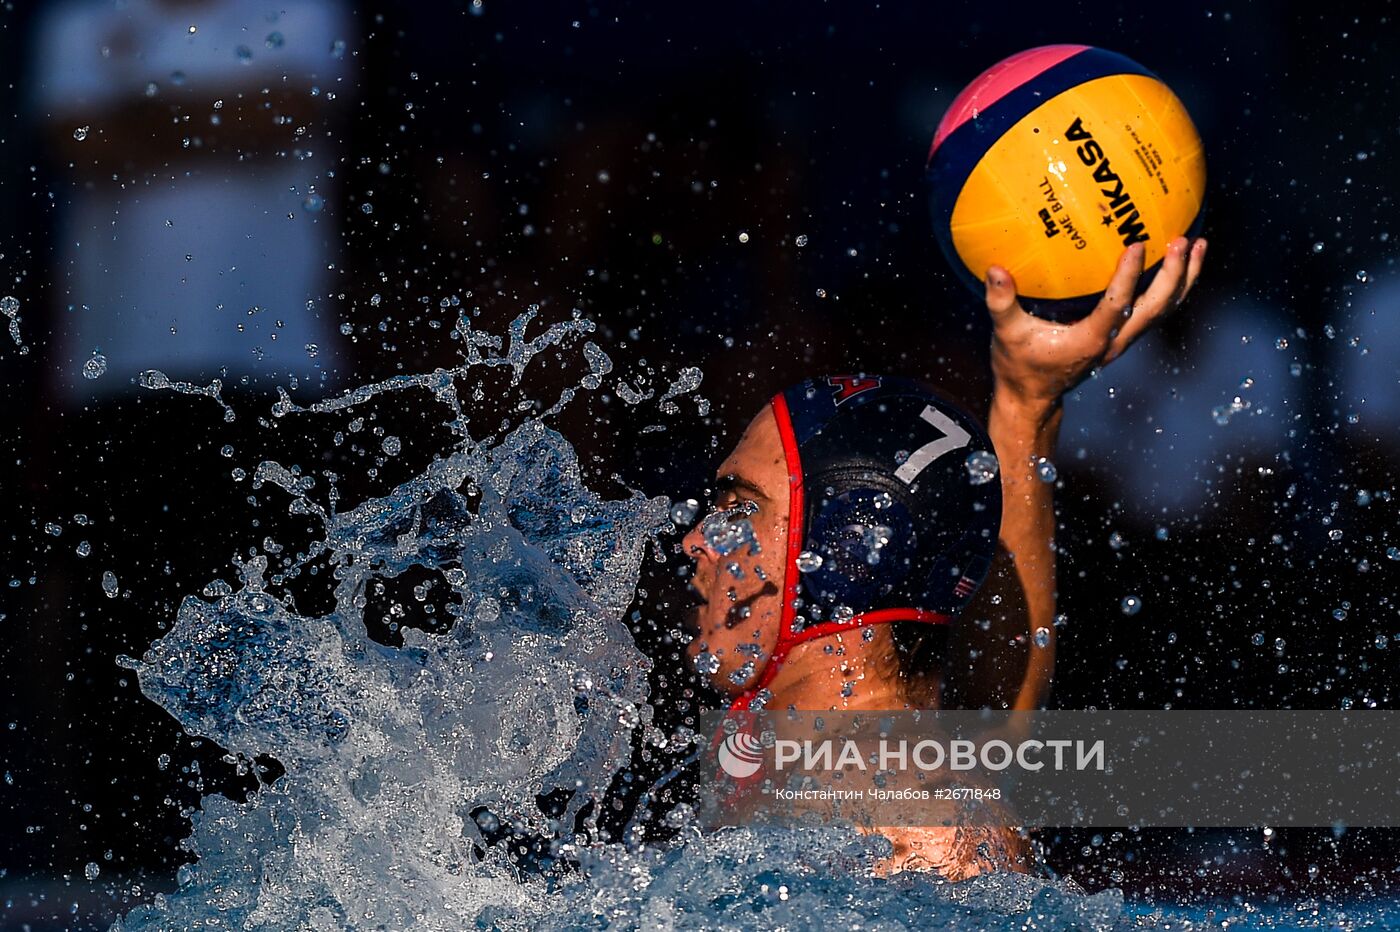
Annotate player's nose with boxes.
[681,523,711,563]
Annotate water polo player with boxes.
[680,237,1206,874]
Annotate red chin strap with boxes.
[725,392,951,713]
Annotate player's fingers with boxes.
[1109,238,1210,359]
[1085,243,1146,343]
[984,265,1023,322]
[1173,237,1207,306]
[1107,294,1173,362]
[1136,236,1190,315]
[1112,237,1189,349]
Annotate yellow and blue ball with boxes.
[927,45,1206,321]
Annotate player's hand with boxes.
[984,236,1206,413]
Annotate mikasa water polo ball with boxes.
[926,44,1206,321]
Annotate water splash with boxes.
[115,310,667,929]
[658,365,703,414]
[111,309,1151,931]
[1,294,28,355]
[136,370,236,423]
[83,353,109,380]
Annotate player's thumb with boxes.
[984,265,1018,318]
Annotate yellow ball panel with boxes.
[949,73,1206,301]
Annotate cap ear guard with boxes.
[798,474,920,619]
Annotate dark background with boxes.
[1,0,1398,928]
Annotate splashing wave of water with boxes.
[109,309,1188,931]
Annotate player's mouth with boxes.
[723,581,777,629]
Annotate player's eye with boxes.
[708,476,760,523]
[716,498,759,520]
[702,497,758,528]
[712,490,740,509]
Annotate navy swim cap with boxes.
[729,374,1001,711]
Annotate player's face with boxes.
[680,406,791,697]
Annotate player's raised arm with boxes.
[984,236,1207,710]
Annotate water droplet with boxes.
[236,45,253,62]
[861,525,892,565]
[729,660,756,685]
[737,231,750,244]
[1275,337,1289,350]
[700,504,760,556]
[84,862,100,881]
[669,499,699,526]
[44,522,62,537]
[795,234,808,247]
[1251,632,1265,646]
[101,571,119,598]
[1329,529,1343,541]
[1356,269,1370,282]
[1033,626,1051,648]
[76,541,91,558]
[1386,547,1400,561]
[381,436,401,456]
[1120,594,1142,616]
[266,31,285,48]
[304,343,319,359]
[964,450,999,485]
[1034,457,1058,483]
[795,551,824,573]
[1108,531,1126,551]
[73,125,89,141]
[1,296,20,318]
[1312,241,1324,253]
[693,652,720,675]
[1155,526,1169,541]
[81,353,108,380]
[360,202,374,215]
[303,194,324,213]
[815,288,827,298]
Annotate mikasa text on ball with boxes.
[926,45,1206,321]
